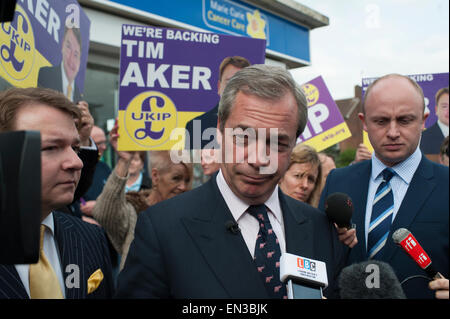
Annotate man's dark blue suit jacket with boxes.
[319,156,449,299]
[116,174,346,298]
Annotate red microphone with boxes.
[392,228,443,279]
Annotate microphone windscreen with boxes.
[392,228,410,244]
[324,192,353,228]
[339,260,406,299]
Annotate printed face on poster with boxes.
[0,0,90,102]
[296,76,352,152]
[118,24,266,151]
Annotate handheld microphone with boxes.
[324,192,354,229]
[339,260,406,299]
[392,228,443,279]
[225,220,240,235]
[280,253,328,299]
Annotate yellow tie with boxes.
[28,225,64,299]
[67,83,73,101]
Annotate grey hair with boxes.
[217,64,308,138]
[148,150,172,173]
[148,150,193,173]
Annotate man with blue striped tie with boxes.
[319,74,449,299]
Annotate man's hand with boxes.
[80,200,96,216]
[336,225,358,248]
[77,101,94,146]
[110,118,136,177]
[429,278,449,299]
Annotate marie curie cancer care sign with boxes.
[297,76,352,152]
[118,24,266,151]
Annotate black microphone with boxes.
[324,192,354,229]
[339,260,406,299]
[225,220,240,235]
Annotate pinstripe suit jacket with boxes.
[0,212,114,299]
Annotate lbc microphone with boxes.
[339,260,406,299]
[324,192,354,229]
[392,228,443,280]
[280,253,328,299]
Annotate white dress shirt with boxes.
[364,147,422,249]
[437,119,449,138]
[216,170,286,258]
[14,212,66,298]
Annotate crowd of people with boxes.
[0,64,448,300]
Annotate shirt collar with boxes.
[437,120,449,137]
[125,172,143,193]
[61,65,69,92]
[371,145,422,184]
[216,169,283,223]
[42,212,55,237]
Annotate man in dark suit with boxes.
[37,27,83,102]
[117,65,346,299]
[420,87,449,156]
[0,87,114,299]
[319,74,449,299]
[185,56,250,150]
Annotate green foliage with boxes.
[336,148,356,168]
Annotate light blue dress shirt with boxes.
[364,146,422,249]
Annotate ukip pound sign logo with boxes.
[124,91,178,148]
[0,5,35,81]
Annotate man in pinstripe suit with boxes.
[0,88,114,299]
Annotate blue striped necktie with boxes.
[367,168,395,259]
[248,204,287,299]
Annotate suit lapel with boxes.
[381,157,436,262]
[347,162,371,262]
[181,177,268,298]
[53,212,86,299]
[55,64,64,92]
[279,190,312,257]
[0,265,29,299]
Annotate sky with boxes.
[289,0,449,100]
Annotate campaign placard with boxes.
[296,76,352,152]
[118,24,266,151]
[0,0,90,102]
[362,73,449,129]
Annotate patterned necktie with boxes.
[367,168,395,259]
[248,204,287,299]
[29,225,64,299]
[67,83,72,101]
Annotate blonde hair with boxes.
[148,150,194,182]
[288,144,322,207]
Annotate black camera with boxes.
[0,131,41,264]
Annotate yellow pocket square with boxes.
[87,269,104,294]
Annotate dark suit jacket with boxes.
[73,147,99,203]
[318,156,449,299]
[420,122,445,155]
[185,104,219,149]
[0,211,115,299]
[37,65,82,103]
[116,175,345,299]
